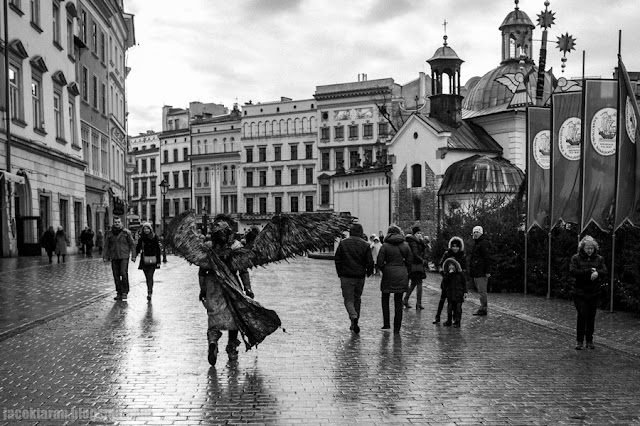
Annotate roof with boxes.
[438,155,524,196]
[499,7,535,30]
[427,45,463,63]
[413,114,502,152]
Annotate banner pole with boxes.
[547,230,552,299]
[610,232,616,313]
[524,231,528,294]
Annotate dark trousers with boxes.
[447,300,463,323]
[143,268,156,294]
[574,295,598,343]
[382,292,404,332]
[341,277,365,320]
[111,259,130,295]
[435,291,447,319]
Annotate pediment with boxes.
[9,40,29,60]
[52,70,68,86]
[30,55,48,73]
[67,82,80,97]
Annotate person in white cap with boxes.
[469,225,493,316]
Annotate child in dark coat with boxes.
[434,236,466,324]
[441,257,467,327]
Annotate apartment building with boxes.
[128,130,160,231]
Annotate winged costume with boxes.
[165,210,353,364]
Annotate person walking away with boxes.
[378,231,385,244]
[133,222,161,301]
[40,226,57,263]
[434,236,466,324]
[441,258,467,327]
[83,227,95,257]
[371,237,382,276]
[103,217,136,301]
[569,236,607,350]
[403,226,426,309]
[96,230,104,255]
[469,225,492,316]
[334,223,374,334]
[54,226,69,263]
[377,225,412,333]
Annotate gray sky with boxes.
[124,0,640,136]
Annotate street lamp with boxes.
[159,179,169,263]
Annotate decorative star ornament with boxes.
[556,33,577,73]
[537,9,555,29]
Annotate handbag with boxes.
[411,263,424,273]
[143,255,157,265]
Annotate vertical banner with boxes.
[550,91,583,228]
[581,79,618,232]
[615,56,640,229]
[527,107,551,231]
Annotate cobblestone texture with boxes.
[0,255,639,425]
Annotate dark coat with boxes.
[377,233,412,293]
[442,258,467,302]
[439,236,467,273]
[82,229,95,247]
[570,244,607,299]
[136,233,161,270]
[103,227,135,260]
[405,233,425,279]
[469,234,493,278]
[334,235,374,278]
[40,229,56,253]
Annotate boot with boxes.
[443,320,452,327]
[208,342,218,365]
[350,318,360,334]
[402,297,411,309]
[226,344,239,361]
[432,317,441,324]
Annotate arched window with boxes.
[230,137,235,151]
[231,165,236,183]
[213,138,218,153]
[173,148,178,162]
[243,123,250,138]
[273,120,278,135]
[204,140,208,154]
[197,167,202,185]
[223,137,228,152]
[411,164,422,187]
[204,167,210,186]
[302,117,308,133]
[197,140,201,155]
[223,165,228,184]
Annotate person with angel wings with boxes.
[165,210,353,366]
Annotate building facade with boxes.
[128,130,159,232]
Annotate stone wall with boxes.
[395,163,438,239]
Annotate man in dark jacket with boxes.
[334,223,374,334]
[103,217,136,301]
[469,225,493,316]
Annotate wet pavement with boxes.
[0,254,639,425]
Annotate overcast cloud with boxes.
[124,0,640,135]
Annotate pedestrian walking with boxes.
[334,223,374,334]
[441,258,467,327]
[96,230,104,255]
[40,226,57,263]
[378,230,385,244]
[371,237,382,275]
[569,235,607,350]
[377,225,412,333]
[403,226,426,310]
[469,225,493,316]
[81,227,95,257]
[434,236,466,324]
[133,222,161,301]
[103,217,136,301]
[54,226,69,263]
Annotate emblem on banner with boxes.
[626,97,637,144]
[591,108,617,156]
[558,117,581,161]
[533,130,551,169]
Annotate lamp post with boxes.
[159,179,169,263]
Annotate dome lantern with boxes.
[499,0,535,64]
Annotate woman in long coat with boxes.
[376,225,412,333]
[134,222,161,301]
[55,226,69,263]
[40,226,57,263]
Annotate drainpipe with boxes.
[384,168,392,225]
[3,0,10,174]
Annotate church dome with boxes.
[462,61,554,111]
[438,155,524,196]
[427,44,462,63]
[499,7,535,31]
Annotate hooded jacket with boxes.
[377,233,412,293]
[442,258,467,302]
[335,230,374,278]
[569,237,608,298]
[439,236,467,272]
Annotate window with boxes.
[350,151,359,169]
[92,21,97,53]
[66,17,73,56]
[246,171,253,187]
[246,148,253,163]
[204,167,210,186]
[290,196,299,213]
[9,65,23,120]
[173,172,179,188]
[305,144,313,159]
[184,198,190,211]
[305,168,313,184]
[53,90,63,138]
[183,170,189,188]
[183,147,188,160]
[231,165,236,183]
[305,196,314,212]
[363,123,373,138]
[150,178,156,196]
[163,199,169,217]
[259,170,267,187]
[92,76,98,109]
[379,122,388,137]
[259,147,266,162]
[173,148,178,162]
[334,125,344,139]
[133,180,139,197]
[68,100,77,146]
[321,127,330,140]
[197,141,201,155]
[30,0,40,27]
[274,146,281,161]
[335,151,344,170]
[150,158,156,172]
[31,77,43,129]
[290,168,298,185]
[348,125,358,139]
[173,200,180,216]
[141,179,147,197]
[321,152,330,170]
[321,184,330,205]
[141,159,147,173]
[196,168,202,186]
[411,164,422,187]
[275,197,282,214]
[163,150,169,164]
[290,144,298,160]
[81,67,88,102]
[259,197,267,214]
[275,169,282,186]
[222,166,228,184]
[80,10,87,43]
[52,2,60,45]
[59,198,69,232]
[100,32,106,62]
[246,198,254,214]
[100,83,106,113]
[163,172,169,184]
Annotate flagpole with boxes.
[524,230,528,294]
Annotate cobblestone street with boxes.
[0,255,639,425]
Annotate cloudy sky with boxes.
[124,0,640,136]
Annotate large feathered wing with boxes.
[229,212,354,271]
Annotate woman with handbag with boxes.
[403,227,426,309]
[134,222,161,301]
